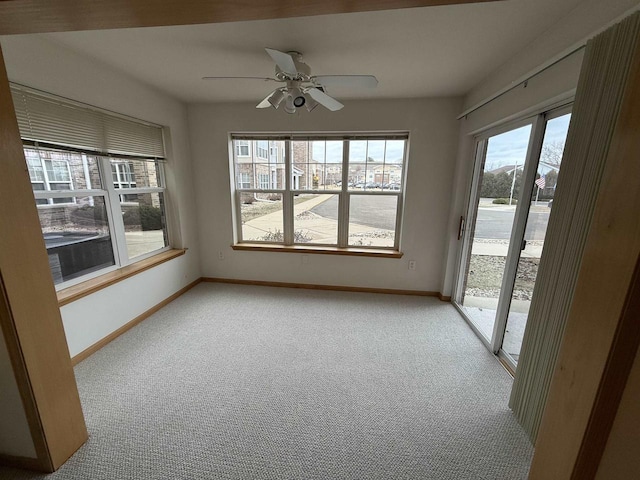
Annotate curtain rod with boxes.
[457,44,586,120]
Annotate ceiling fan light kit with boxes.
[267,88,286,109]
[203,48,378,114]
[303,93,319,112]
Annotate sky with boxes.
[312,139,405,165]
[484,113,571,173]
[308,113,570,171]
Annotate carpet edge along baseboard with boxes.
[203,277,450,300]
[71,277,450,365]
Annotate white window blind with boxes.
[11,85,165,159]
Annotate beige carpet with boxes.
[0,283,533,479]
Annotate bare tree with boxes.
[540,140,565,169]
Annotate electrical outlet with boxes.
[408,260,417,270]
[218,251,224,260]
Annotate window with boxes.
[258,173,270,189]
[231,135,408,250]
[236,140,250,157]
[26,147,169,286]
[111,161,137,202]
[26,149,75,205]
[256,140,269,159]
[269,146,279,163]
[12,85,170,288]
[238,172,251,189]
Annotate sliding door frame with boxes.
[490,114,546,354]
[496,105,573,370]
[453,101,573,368]
[452,115,537,348]
[453,138,491,350]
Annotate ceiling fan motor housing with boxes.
[275,51,311,81]
[205,48,363,112]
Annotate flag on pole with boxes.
[535,174,546,190]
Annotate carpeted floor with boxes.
[0,283,533,479]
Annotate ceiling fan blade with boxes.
[265,48,298,76]
[202,76,278,82]
[256,89,280,109]
[313,75,378,88]
[307,87,344,112]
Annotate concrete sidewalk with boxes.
[242,194,333,240]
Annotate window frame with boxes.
[102,156,169,267]
[27,146,171,290]
[231,133,408,252]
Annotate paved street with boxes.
[310,195,551,241]
[310,194,397,230]
[475,205,550,241]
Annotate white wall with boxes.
[0,330,36,458]
[60,255,193,357]
[189,98,462,292]
[0,35,201,356]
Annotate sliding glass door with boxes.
[454,107,571,369]
[501,112,571,361]
[457,123,533,344]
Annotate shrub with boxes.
[123,205,163,231]
[294,230,312,243]
[138,205,163,230]
[492,198,517,205]
[241,193,255,204]
[260,229,284,242]
[260,229,311,243]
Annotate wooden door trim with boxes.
[0,45,88,472]
[572,255,640,478]
[0,273,52,471]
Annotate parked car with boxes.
[337,181,355,187]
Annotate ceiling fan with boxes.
[202,48,378,114]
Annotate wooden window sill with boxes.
[232,243,403,258]
[57,249,186,307]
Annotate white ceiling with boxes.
[35,0,587,103]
